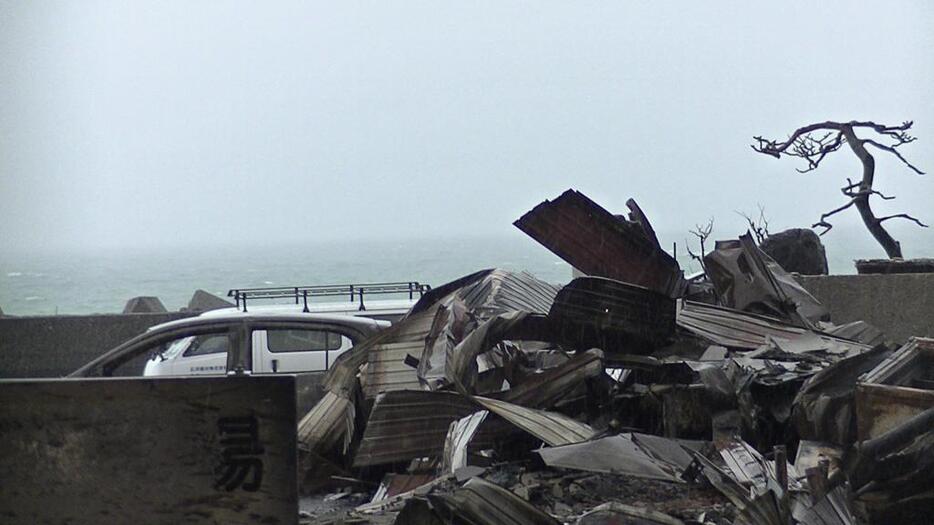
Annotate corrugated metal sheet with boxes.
[677,300,808,349]
[457,269,560,317]
[352,390,482,467]
[296,390,355,453]
[473,395,596,446]
[514,189,684,297]
[362,310,437,397]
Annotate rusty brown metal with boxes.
[514,189,684,297]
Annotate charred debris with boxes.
[297,189,933,525]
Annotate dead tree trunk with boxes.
[840,125,902,257]
[753,120,926,259]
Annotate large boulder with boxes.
[760,228,828,275]
[186,289,234,312]
[123,296,167,314]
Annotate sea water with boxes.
[1,228,931,316]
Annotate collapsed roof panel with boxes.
[514,189,684,297]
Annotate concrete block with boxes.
[186,289,234,312]
[123,296,167,313]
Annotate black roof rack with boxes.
[227,281,431,312]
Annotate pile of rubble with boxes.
[297,190,934,524]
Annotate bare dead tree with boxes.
[737,204,770,244]
[686,217,714,271]
[752,120,926,258]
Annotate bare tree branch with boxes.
[687,217,714,272]
[752,119,926,258]
[736,205,770,243]
[876,213,928,228]
[863,139,926,175]
[812,199,857,235]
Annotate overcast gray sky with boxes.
[2,1,932,251]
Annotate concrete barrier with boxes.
[797,273,934,344]
[0,312,194,378]
[0,375,297,524]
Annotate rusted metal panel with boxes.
[514,189,684,297]
[0,376,297,525]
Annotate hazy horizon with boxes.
[2,1,933,253]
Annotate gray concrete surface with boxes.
[0,312,193,378]
[798,273,934,344]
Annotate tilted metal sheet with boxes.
[297,390,355,452]
[514,189,683,297]
[353,390,483,467]
[457,269,560,317]
[473,395,596,446]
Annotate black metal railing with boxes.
[228,281,431,312]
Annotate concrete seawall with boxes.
[2,273,932,378]
[0,312,193,378]
[797,273,934,344]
